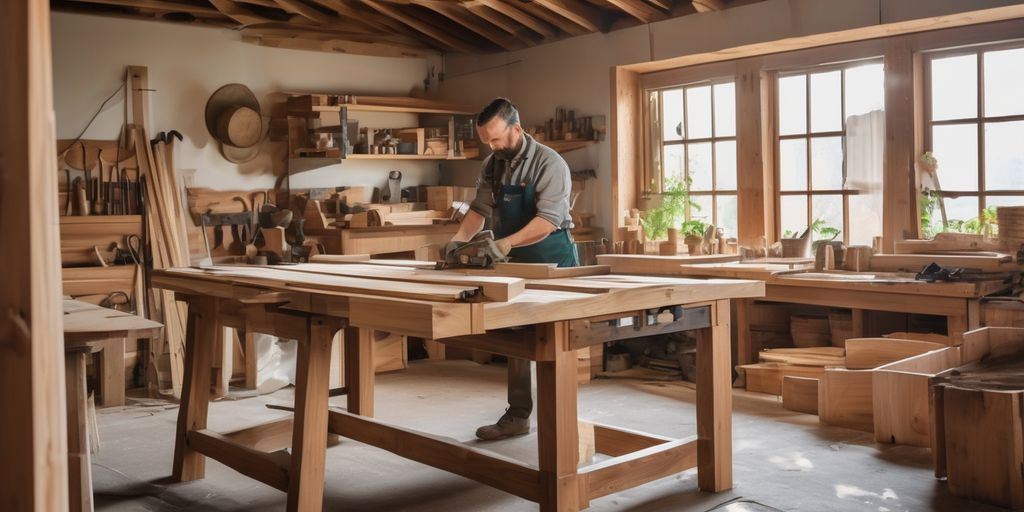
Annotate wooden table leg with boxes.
[344,326,374,417]
[97,338,125,407]
[287,316,340,512]
[535,321,579,512]
[696,299,733,492]
[66,349,93,512]
[734,299,751,366]
[172,296,218,482]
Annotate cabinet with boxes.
[279,93,479,173]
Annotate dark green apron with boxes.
[494,182,579,268]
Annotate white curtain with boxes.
[845,110,885,246]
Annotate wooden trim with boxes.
[0,0,69,506]
[882,40,916,251]
[611,66,642,242]
[736,58,774,246]
[188,430,290,492]
[326,408,543,502]
[441,329,536,360]
[580,437,698,501]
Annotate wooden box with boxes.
[872,346,961,447]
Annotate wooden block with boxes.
[818,368,874,432]
[844,338,945,369]
[260,227,287,257]
[961,327,1024,364]
[739,363,824,395]
[782,376,818,415]
[872,346,961,447]
[372,331,407,373]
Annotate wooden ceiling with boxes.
[52,0,760,58]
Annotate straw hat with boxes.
[205,83,264,163]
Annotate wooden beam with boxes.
[63,0,222,16]
[581,437,698,501]
[606,0,666,23]
[0,0,69,509]
[518,1,586,35]
[883,39,916,252]
[735,59,775,246]
[412,1,522,50]
[243,33,434,58]
[272,0,336,25]
[362,0,478,53]
[463,2,542,44]
[533,0,606,33]
[692,0,726,13]
[611,66,642,243]
[208,0,272,25]
[477,0,557,38]
[188,430,290,492]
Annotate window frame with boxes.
[771,58,885,244]
[922,41,1024,228]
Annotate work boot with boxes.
[475,411,529,441]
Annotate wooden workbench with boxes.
[152,263,763,511]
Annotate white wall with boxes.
[439,0,1024,236]
[51,12,441,192]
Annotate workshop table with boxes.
[63,299,163,512]
[153,263,763,511]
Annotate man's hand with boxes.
[495,237,512,256]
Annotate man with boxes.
[448,97,578,440]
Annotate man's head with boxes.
[476,97,522,158]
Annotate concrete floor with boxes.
[92,360,999,512]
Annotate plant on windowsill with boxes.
[639,176,699,241]
[681,218,708,255]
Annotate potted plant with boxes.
[681,218,707,255]
[639,176,698,242]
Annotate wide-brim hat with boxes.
[205,83,262,149]
[219,117,270,164]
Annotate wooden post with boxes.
[696,299,733,492]
[736,59,776,247]
[65,350,93,512]
[611,66,642,244]
[172,296,218,481]
[882,40,917,252]
[0,0,70,509]
[344,326,375,416]
[535,321,579,511]
[287,316,340,512]
[98,338,125,407]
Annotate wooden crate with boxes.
[872,346,961,447]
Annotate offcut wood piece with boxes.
[757,347,845,367]
[894,232,1007,254]
[870,253,1015,273]
[596,253,741,275]
[782,376,819,415]
[844,338,946,369]
[339,223,459,255]
[983,300,1024,328]
[872,346,961,447]
[818,368,874,432]
[739,363,824,396]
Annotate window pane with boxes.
[931,124,978,191]
[812,195,843,242]
[811,136,844,190]
[779,75,807,136]
[715,140,737,190]
[686,86,712,139]
[931,54,977,121]
[687,142,713,191]
[690,195,712,223]
[984,48,1024,117]
[810,70,842,133]
[780,195,808,237]
[845,62,885,118]
[662,89,683,141]
[986,121,1024,190]
[714,82,736,137]
[988,196,1024,208]
[716,194,738,238]
[779,139,808,191]
[663,144,685,185]
[848,192,883,246]
[942,196,979,232]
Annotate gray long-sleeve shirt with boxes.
[468,133,573,231]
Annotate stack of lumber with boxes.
[932,327,1024,510]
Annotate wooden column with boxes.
[172,296,219,482]
[344,326,375,416]
[65,350,93,512]
[0,0,69,509]
[696,299,733,492]
[535,321,579,511]
[611,66,642,243]
[287,316,340,512]
[97,338,125,407]
[883,40,917,252]
[736,59,776,246]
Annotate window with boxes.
[653,81,737,237]
[775,60,885,245]
[924,44,1024,236]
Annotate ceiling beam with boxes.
[362,0,479,53]
[647,0,673,8]
[476,0,557,39]
[517,1,586,36]
[272,0,337,25]
[243,33,433,58]
[413,1,523,51]
[463,3,543,44]
[532,0,606,33]
[606,0,667,23]
[693,0,726,13]
[208,0,274,25]
[61,0,223,16]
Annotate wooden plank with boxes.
[478,0,556,38]
[440,330,535,361]
[221,417,294,453]
[326,408,542,502]
[758,347,845,367]
[818,369,874,432]
[961,327,1024,364]
[696,299,731,491]
[611,65,640,243]
[188,430,290,492]
[873,347,961,447]
[882,39,916,252]
[844,338,945,370]
[580,437,697,501]
[740,363,824,395]
[588,421,674,457]
[65,351,92,512]
[596,254,740,275]
[412,1,523,51]
[361,0,477,53]
[533,0,604,32]
[605,0,666,23]
[782,376,819,415]
[870,253,1014,273]
[535,321,579,509]
[0,0,69,507]
[735,58,774,247]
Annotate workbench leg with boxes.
[287,317,339,512]
[535,321,579,512]
[243,329,257,390]
[344,326,374,417]
[172,297,218,482]
[66,350,93,512]
[734,300,751,366]
[97,338,125,407]
[696,299,733,492]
